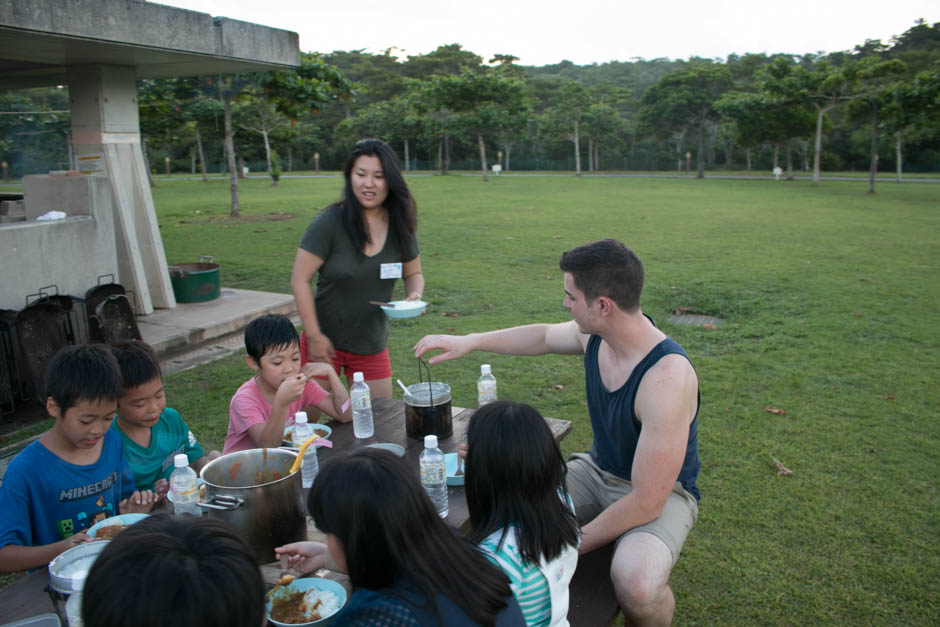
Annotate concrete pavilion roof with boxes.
[0,0,301,89]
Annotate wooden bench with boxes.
[568,543,622,627]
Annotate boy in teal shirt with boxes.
[111,341,219,499]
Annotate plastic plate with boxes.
[445,453,464,486]
[283,423,333,447]
[266,576,347,626]
[380,300,427,319]
[86,513,150,538]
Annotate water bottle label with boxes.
[352,395,370,411]
[420,463,445,484]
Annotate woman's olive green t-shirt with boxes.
[299,204,419,354]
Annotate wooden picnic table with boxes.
[0,398,571,624]
[257,398,571,588]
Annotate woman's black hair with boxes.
[465,401,580,564]
[338,138,417,253]
[82,515,264,627]
[309,448,512,625]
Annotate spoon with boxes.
[396,379,410,395]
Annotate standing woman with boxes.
[291,139,423,399]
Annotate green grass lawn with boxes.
[150,174,939,625]
[4,172,936,623]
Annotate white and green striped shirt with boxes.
[480,527,554,626]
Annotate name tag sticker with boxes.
[380,263,402,279]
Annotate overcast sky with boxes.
[158,1,937,66]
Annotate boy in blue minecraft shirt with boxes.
[0,345,155,572]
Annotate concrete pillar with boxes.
[68,64,176,314]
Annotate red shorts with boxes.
[300,333,392,381]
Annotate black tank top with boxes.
[584,333,701,500]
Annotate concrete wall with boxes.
[0,175,118,311]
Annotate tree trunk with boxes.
[772,144,780,169]
[594,142,599,172]
[696,112,705,179]
[477,133,488,182]
[868,102,878,195]
[895,133,902,182]
[437,139,443,174]
[708,122,718,166]
[288,147,293,173]
[223,93,240,217]
[812,104,831,187]
[505,145,512,171]
[263,130,272,174]
[587,138,594,172]
[141,135,157,188]
[444,133,450,173]
[786,145,794,180]
[573,120,581,176]
[191,152,195,175]
[404,139,410,171]
[745,147,751,173]
[194,125,208,182]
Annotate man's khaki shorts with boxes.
[566,452,699,564]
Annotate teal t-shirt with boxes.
[299,204,420,354]
[111,408,205,490]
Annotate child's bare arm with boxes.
[0,535,91,572]
[306,366,351,423]
[247,374,307,448]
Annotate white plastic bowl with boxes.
[266,577,347,626]
[380,300,427,319]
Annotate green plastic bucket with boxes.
[169,256,220,303]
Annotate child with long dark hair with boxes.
[465,401,580,627]
[276,448,525,626]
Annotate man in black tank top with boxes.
[415,239,701,626]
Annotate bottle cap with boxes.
[424,435,438,449]
[295,411,308,424]
[353,371,364,383]
[481,364,491,375]
[174,453,188,468]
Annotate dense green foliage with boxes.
[146,174,938,625]
[1,22,936,180]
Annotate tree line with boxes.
[1,20,937,199]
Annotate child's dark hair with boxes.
[111,340,162,390]
[82,515,264,627]
[309,448,513,624]
[244,313,299,363]
[44,344,122,414]
[465,400,580,564]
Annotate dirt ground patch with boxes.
[177,211,296,225]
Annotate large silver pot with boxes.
[199,448,306,563]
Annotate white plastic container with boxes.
[420,435,448,518]
[350,372,374,439]
[291,411,318,488]
[169,453,200,516]
[477,364,497,406]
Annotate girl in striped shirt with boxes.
[465,401,581,627]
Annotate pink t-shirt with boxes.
[223,377,330,454]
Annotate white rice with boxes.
[302,588,342,620]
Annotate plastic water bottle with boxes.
[169,454,200,516]
[292,411,318,489]
[477,364,497,406]
[351,372,374,439]
[420,435,448,518]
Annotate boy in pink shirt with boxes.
[224,314,350,454]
